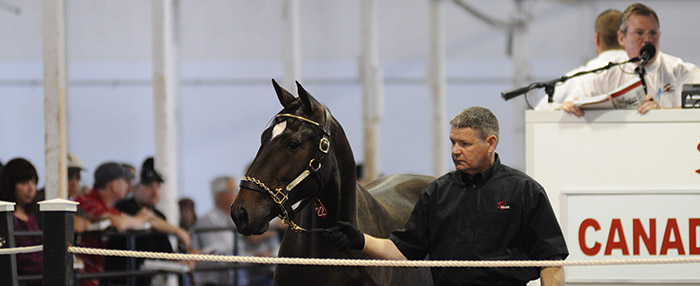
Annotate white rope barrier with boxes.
[68,246,700,268]
[0,245,42,255]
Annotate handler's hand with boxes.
[323,221,365,250]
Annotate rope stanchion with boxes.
[0,245,43,255]
[69,246,700,268]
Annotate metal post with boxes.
[152,0,180,230]
[233,230,239,286]
[510,0,530,171]
[0,201,18,286]
[282,0,301,94]
[429,0,448,177]
[39,199,77,286]
[42,0,69,200]
[126,233,137,286]
[361,0,384,182]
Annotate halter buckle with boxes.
[270,188,288,205]
[309,159,322,171]
[319,137,330,153]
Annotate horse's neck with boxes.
[304,168,356,227]
[327,120,360,223]
[280,119,363,256]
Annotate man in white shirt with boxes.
[562,3,700,116]
[536,9,628,110]
[192,176,246,285]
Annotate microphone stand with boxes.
[634,61,648,94]
[501,57,641,103]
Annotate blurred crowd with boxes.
[0,154,284,286]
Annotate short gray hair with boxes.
[449,106,499,141]
[210,175,237,200]
[619,3,659,33]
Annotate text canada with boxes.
[578,218,700,256]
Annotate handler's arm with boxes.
[362,234,407,260]
[539,266,564,286]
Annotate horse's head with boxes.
[231,79,339,235]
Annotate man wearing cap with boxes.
[104,157,192,285]
[74,162,156,286]
[33,153,87,224]
[67,153,87,199]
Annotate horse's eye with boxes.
[287,141,300,151]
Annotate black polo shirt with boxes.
[104,198,174,286]
[390,154,568,286]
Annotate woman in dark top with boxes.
[0,158,42,274]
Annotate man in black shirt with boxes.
[325,107,568,286]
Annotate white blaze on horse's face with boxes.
[271,120,287,141]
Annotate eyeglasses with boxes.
[627,29,659,40]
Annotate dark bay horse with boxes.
[230,79,434,286]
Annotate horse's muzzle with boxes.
[230,201,270,236]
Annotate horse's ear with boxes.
[296,81,315,115]
[272,79,295,108]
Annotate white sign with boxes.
[562,189,700,283]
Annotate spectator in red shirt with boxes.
[74,162,156,286]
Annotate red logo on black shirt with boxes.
[497,201,510,210]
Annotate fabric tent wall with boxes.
[1,0,699,215]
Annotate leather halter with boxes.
[240,107,332,232]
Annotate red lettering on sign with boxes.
[696,142,700,174]
[578,218,700,256]
[660,218,685,255]
[633,218,656,255]
[691,218,700,255]
[605,219,629,255]
[579,218,601,256]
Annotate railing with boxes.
[4,199,700,286]
[1,200,266,286]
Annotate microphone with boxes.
[635,43,655,94]
[501,85,533,101]
[639,43,656,65]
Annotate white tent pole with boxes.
[510,0,530,171]
[429,0,448,177]
[42,0,68,199]
[152,0,179,228]
[360,0,383,182]
[282,0,301,93]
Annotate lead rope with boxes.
[299,229,379,286]
[344,247,380,286]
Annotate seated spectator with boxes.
[193,175,246,286]
[67,153,87,200]
[121,162,138,196]
[34,152,89,229]
[105,157,192,286]
[74,162,155,286]
[0,158,42,276]
[178,198,197,231]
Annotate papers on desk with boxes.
[574,78,646,109]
